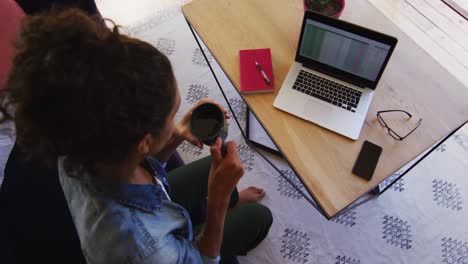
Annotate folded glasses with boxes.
[377,110,422,141]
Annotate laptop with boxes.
[273,11,397,140]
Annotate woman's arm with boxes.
[196,139,244,258]
[143,139,243,264]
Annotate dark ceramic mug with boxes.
[189,103,228,154]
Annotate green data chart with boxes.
[299,21,390,81]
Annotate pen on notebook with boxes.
[255,61,271,86]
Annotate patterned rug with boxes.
[1,10,467,264]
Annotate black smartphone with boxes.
[352,140,383,181]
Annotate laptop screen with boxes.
[299,19,392,82]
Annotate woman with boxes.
[3,9,272,264]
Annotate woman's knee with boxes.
[243,203,273,233]
[234,203,273,255]
[257,203,273,225]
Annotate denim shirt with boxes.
[58,156,219,264]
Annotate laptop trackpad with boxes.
[302,99,333,126]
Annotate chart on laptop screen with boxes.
[300,20,391,82]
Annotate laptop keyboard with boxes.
[292,70,362,113]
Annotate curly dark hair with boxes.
[2,9,176,175]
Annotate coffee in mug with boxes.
[189,103,228,153]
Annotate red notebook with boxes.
[239,48,274,94]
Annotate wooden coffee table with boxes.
[182,0,468,218]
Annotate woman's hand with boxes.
[175,99,230,148]
[208,137,244,204]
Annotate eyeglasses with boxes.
[377,110,422,141]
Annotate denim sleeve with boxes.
[141,234,220,264]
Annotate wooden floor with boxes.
[95,0,468,88]
[365,0,468,88]
[442,0,468,19]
